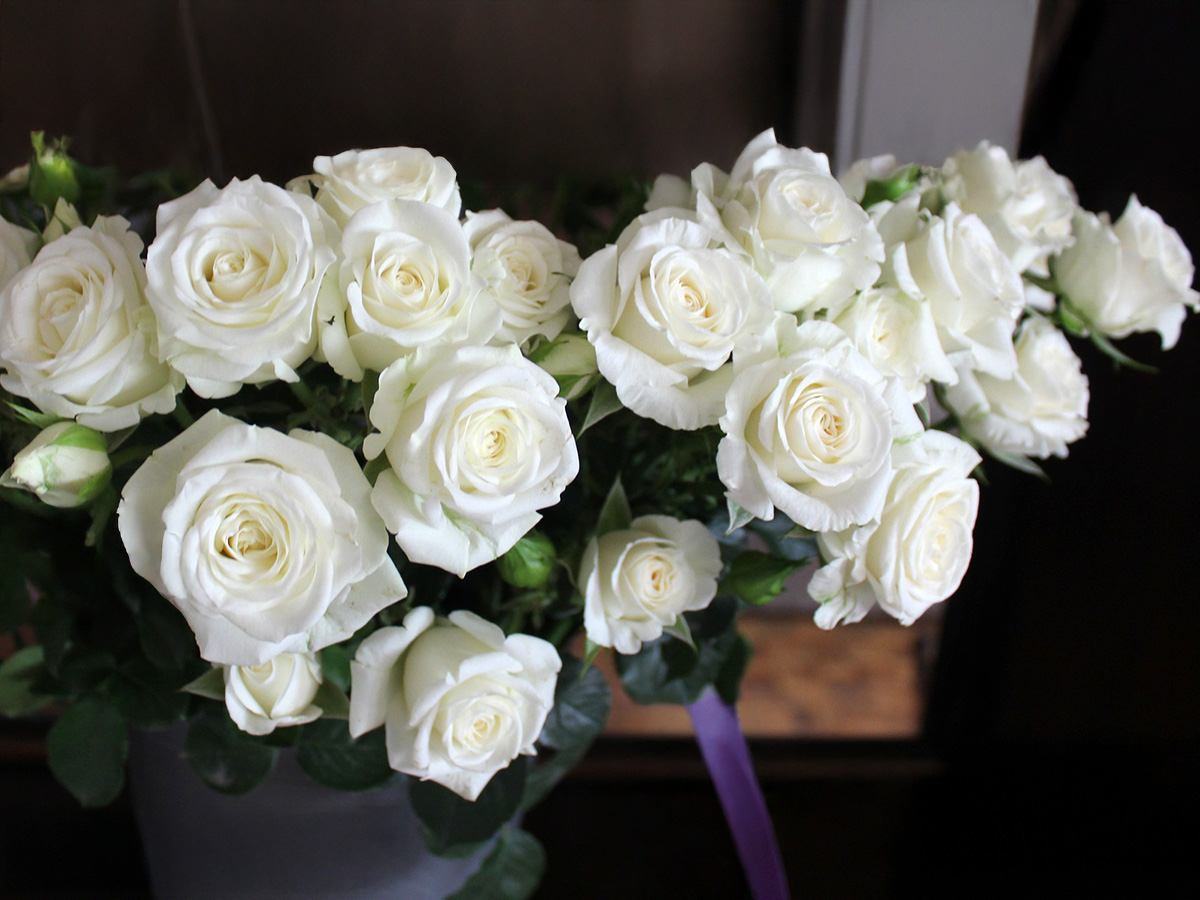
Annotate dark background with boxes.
[1,1,1198,897]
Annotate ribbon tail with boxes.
[687,687,791,900]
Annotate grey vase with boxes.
[127,725,488,900]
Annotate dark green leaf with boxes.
[617,598,741,705]
[595,477,632,537]
[719,550,807,606]
[320,645,352,692]
[295,719,393,791]
[714,632,753,705]
[445,826,546,900]
[0,646,52,716]
[523,657,610,809]
[138,594,198,674]
[577,379,622,436]
[184,706,277,795]
[107,661,191,729]
[46,696,128,807]
[311,680,350,719]
[411,757,527,857]
[181,667,225,701]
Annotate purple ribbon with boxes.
[687,689,791,900]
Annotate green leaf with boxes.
[714,632,753,705]
[0,646,51,716]
[181,667,225,701]
[616,597,741,705]
[726,499,755,535]
[985,448,1049,480]
[184,706,277,795]
[523,657,610,809]
[445,827,546,900]
[311,680,350,719]
[46,696,128,807]
[320,645,352,692]
[662,614,695,649]
[295,719,393,791]
[138,593,199,674]
[1088,329,1159,374]
[595,476,632,537]
[361,369,380,418]
[6,401,63,429]
[577,379,622,436]
[719,550,807,606]
[107,660,191,729]
[411,757,527,857]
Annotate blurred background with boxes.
[1,1,1197,897]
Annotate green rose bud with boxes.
[1,421,111,508]
[496,531,557,589]
[29,132,82,209]
[528,333,599,400]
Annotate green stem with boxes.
[108,444,156,470]
[171,402,194,430]
[289,379,318,409]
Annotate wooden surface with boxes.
[600,609,936,739]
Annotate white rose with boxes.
[298,147,461,228]
[808,430,980,628]
[571,209,774,430]
[705,129,884,318]
[364,343,579,577]
[1054,196,1198,349]
[463,209,581,345]
[944,315,1089,460]
[224,652,323,736]
[941,142,1077,275]
[0,216,182,430]
[1,421,111,508]
[144,177,337,398]
[318,199,497,381]
[717,317,921,533]
[349,607,560,802]
[875,195,1023,381]
[832,286,956,402]
[0,216,37,291]
[580,515,721,655]
[118,410,406,666]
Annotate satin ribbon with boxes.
[686,688,791,900]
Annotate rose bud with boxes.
[2,421,111,508]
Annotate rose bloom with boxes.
[0,216,36,291]
[144,176,337,398]
[318,199,498,380]
[717,318,921,533]
[875,194,1023,381]
[943,315,1089,460]
[1053,196,1198,349]
[118,410,406,666]
[571,209,773,430]
[940,142,1077,275]
[224,652,324,736]
[365,342,579,577]
[349,607,560,801]
[464,209,581,345]
[808,430,981,628]
[832,285,955,403]
[580,515,721,655]
[0,215,181,430]
[700,129,884,318]
[295,146,462,228]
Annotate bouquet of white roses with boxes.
[0,129,1193,899]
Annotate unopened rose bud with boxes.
[29,132,82,208]
[497,530,557,588]
[1,421,111,508]
[528,333,599,400]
